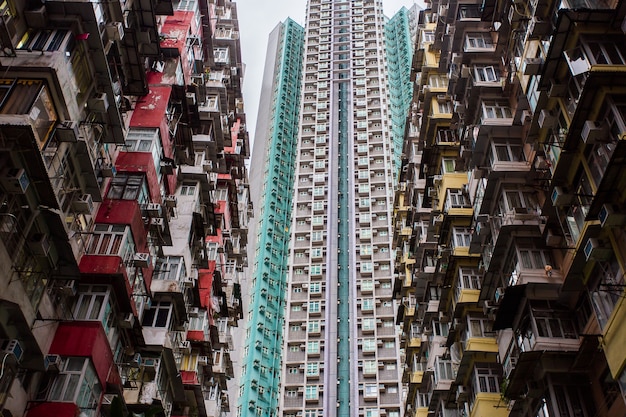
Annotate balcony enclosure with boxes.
[515,301,580,353]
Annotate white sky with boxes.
[236,0,425,147]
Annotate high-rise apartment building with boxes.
[240,1,415,416]
[239,18,304,417]
[0,1,250,417]
[393,1,626,417]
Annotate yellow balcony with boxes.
[410,370,424,385]
[457,289,480,304]
[469,393,510,417]
[465,336,499,353]
[407,337,422,350]
[405,305,415,318]
[416,407,429,417]
[400,226,413,236]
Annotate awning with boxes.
[493,285,527,331]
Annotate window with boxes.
[364,383,378,397]
[362,338,376,352]
[533,312,577,339]
[383,340,395,349]
[44,358,102,417]
[308,321,320,333]
[362,318,375,331]
[489,139,524,163]
[124,128,164,177]
[363,360,377,374]
[472,363,501,394]
[307,341,320,354]
[446,189,470,209]
[309,301,321,313]
[142,301,172,328]
[213,47,229,63]
[87,224,134,260]
[441,158,456,173]
[458,267,481,290]
[107,173,148,203]
[306,363,320,377]
[452,227,472,248]
[180,182,197,195]
[361,279,374,292]
[500,189,538,212]
[154,256,185,281]
[465,32,494,50]
[474,65,500,82]
[309,282,322,294]
[467,316,494,338]
[361,263,373,273]
[482,101,513,120]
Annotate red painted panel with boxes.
[49,322,121,387]
[112,155,162,204]
[198,268,214,310]
[160,12,195,78]
[130,86,172,129]
[180,370,199,385]
[187,330,205,342]
[25,402,78,417]
[79,255,137,316]
[79,254,125,276]
[95,199,148,252]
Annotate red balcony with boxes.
[49,322,121,387]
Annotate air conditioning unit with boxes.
[119,312,135,329]
[142,358,160,369]
[1,168,30,194]
[88,92,109,113]
[55,121,80,142]
[186,92,197,106]
[522,57,543,75]
[1,339,24,363]
[551,186,573,207]
[538,109,556,129]
[599,203,626,228]
[198,356,209,365]
[28,233,50,257]
[581,120,609,144]
[179,341,191,353]
[101,163,116,177]
[44,354,63,372]
[105,22,124,41]
[131,353,142,366]
[133,252,151,268]
[182,276,197,287]
[145,203,162,217]
[584,238,613,261]
[160,161,174,175]
[72,194,94,214]
[164,195,177,207]
[54,280,77,296]
[534,156,550,170]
